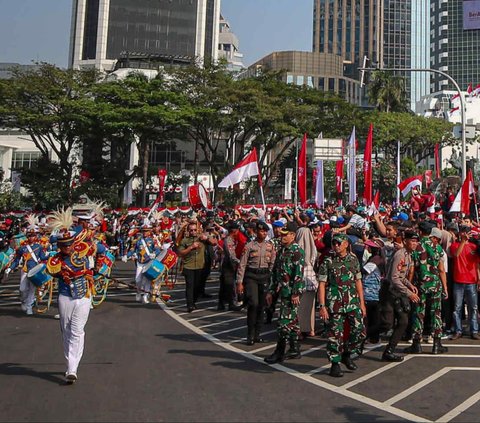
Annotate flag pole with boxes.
[396,140,401,206]
[259,184,266,211]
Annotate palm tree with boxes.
[367,70,408,112]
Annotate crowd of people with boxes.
[2,189,480,380]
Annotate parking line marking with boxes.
[385,367,480,406]
[177,306,216,316]
[199,316,246,328]
[436,388,480,422]
[187,310,234,321]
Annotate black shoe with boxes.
[201,293,213,299]
[187,307,195,313]
[228,304,242,311]
[284,346,301,360]
[217,303,226,311]
[341,353,358,370]
[264,310,273,324]
[246,338,255,346]
[264,340,286,364]
[382,346,404,362]
[404,338,422,354]
[329,363,344,377]
[254,337,265,343]
[432,337,448,354]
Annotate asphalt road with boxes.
[1,262,480,422]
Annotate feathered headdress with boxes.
[48,207,74,233]
[25,213,39,232]
[91,200,106,222]
[152,210,163,223]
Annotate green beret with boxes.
[332,233,349,243]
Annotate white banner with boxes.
[11,171,21,192]
[284,168,293,200]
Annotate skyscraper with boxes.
[431,0,480,92]
[69,0,221,71]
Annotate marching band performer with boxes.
[6,216,49,315]
[46,207,94,384]
[125,225,160,304]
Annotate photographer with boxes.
[449,225,480,340]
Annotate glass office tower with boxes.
[431,0,480,92]
[69,0,220,71]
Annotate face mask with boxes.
[362,248,372,265]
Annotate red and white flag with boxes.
[335,159,344,196]
[398,175,423,197]
[363,123,373,205]
[450,169,475,214]
[218,148,262,188]
[468,83,473,98]
[298,133,307,205]
[473,83,480,97]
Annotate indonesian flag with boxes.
[450,170,475,214]
[449,106,460,116]
[468,83,473,97]
[367,190,381,216]
[398,175,423,197]
[298,133,307,205]
[451,92,460,103]
[473,83,480,97]
[218,148,262,188]
[363,123,373,205]
[336,159,344,195]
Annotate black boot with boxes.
[264,309,273,324]
[341,352,358,370]
[228,303,242,311]
[432,337,448,354]
[329,362,344,377]
[382,345,404,362]
[284,339,301,360]
[403,338,422,354]
[264,339,286,364]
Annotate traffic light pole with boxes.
[359,67,467,182]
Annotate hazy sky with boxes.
[0,0,312,68]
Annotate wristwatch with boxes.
[318,304,325,308]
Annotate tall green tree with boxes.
[0,63,100,204]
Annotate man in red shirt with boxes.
[449,227,480,340]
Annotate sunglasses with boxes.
[332,240,344,246]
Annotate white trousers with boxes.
[19,270,35,309]
[135,264,151,294]
[58,294,91,375]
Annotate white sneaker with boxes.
[65,373,77,384]
[20,304,27,312]
[142,294,149,304]
[135,293,142,302]
[54,314,60,320]
[26,308,33,316]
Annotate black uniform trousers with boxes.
[381,289,409,347]
[244,270,269,338]
[183,268,203,308]
[219,264,236,307]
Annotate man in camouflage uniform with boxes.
[264,220,284,324]
[265,222,305,364]
[318,233,366,377]
[405,223,449,354]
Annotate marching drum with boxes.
[142,258,166,281]
[104,251,116,268]
[188,183,211,209]
[27,263,53,288]
[97,262,111,277]
[156,248,178,270]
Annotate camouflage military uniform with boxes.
[265,237,283,322]
[411,237,444,339]
[318,253,366,363]
[268,242,305,343]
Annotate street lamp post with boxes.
[359,67,467,182]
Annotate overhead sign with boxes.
[464,0,480,30]
[313,138,344,162]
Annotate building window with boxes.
[286,75,294,84]
[12,151,41,169]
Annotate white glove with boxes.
[149,253,156,259]
[121,255,128,263]
[4,268,11,277]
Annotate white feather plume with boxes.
[48,207,74,232]
[25,213,39,227]
[152,210,163,222]
[91,200,106,222]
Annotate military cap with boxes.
[418,221,434,235]
[256,221,269,231]
[332,233,349,243]
[403,230,420,240]
[280,222,298,234]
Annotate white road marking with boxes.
[341,356,414,389]
[229,330,277,343]
[385,367,480,406]
[177,306,216,316]
[436,389,480,422]
[187,310,234,321]
[168,299,217,309]
[198,316,246,328]
[159,300,429,422]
